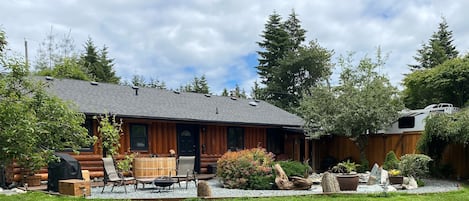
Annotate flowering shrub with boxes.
[217,148,275,189]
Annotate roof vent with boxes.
[204,94,211,98]
[230,97,237,100]
[249,101,258,106]
[90,81,99,86]
[254,99,260,103]
[45,76,54,81]
[173,90,180,94]
[132,86,139,96]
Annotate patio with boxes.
[87,178,461,200]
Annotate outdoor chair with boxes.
[101,157,136,193]
[172,156,197,189]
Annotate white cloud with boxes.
[2,0,469,95]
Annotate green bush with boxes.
[383,151,399,170]
[277,160,309,178]
[399,154,432,178]
[217,148,275,190]
[358,158,369,173]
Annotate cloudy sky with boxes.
[2,0,468,95]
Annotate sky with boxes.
[2,0,469,96]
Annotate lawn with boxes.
[1,185,468,201]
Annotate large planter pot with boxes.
[336,174,359,191]
[389,176,404,184]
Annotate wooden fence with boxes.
[317,132,468,178]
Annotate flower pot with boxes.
[389,176,404,184]
[336,174,359,191]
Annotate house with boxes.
[36,76,308,178]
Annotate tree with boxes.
[268,40,333,112]
[418,107,469,177]
[256,11,328,112]
[232,84,246,98]
[250,81,263,100]
[221,88,229,96]
[256,11,290,86]
[403,56,469,109]
[300,51,404,166]
[35,27,76,71]
[284,9,306,51]
[80,38,120,83]
[181,75,210,94]
[127,75,166,89]
[0,29,6,53]
[0,32,94,176]
[97,114,123,157]
[36,57,90,80]
[409,17,458,70]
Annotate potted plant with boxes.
[388,169,403,184]
[332,160,360,191]
[117,153,135,176]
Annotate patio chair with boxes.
[172,156,197,189]
[101,157,136,193]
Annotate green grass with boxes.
[1,185,468,201]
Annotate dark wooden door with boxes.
[177,124,200,171]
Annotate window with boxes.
[130,124,148,150]
[227,127,244,151]
[267,128,284,155]
[398,116,415,128]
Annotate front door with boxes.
[177,124,200,171]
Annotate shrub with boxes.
[217,148,274,190]
[277,160,309,178]
[331,160,359,174]
[358,158,369,173]
[382,151,399,170]
[399,154,432,178]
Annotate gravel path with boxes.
[87,178,462,200]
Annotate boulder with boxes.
[369,163,381,184]
[367,175,378,185]
[321,172,340,193]
[403,176,418,190]
[380,169,389,185]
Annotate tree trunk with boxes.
[351,135,368,164]
[273,164,313,190]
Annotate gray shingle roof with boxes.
[39,77,304,127]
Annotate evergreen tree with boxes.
[180,75,210,94]
[80,38,119,83]
[256,11,290,85]
[0,29,6,53]
[35,28,76,71]
[221,88,229,96]
[284,9,306,51]
[98,45,120,84]
[409,17,458,70]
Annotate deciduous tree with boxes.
[300,51,404,165]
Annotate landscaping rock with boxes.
[367,175,377,185]
[197,181,212,197]
[403,176,418,190]
[321,172,340,193]
[380,169,388,185]
[386,185,397,192]
[369,163,380,183]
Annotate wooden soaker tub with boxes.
[133,157,176,178]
